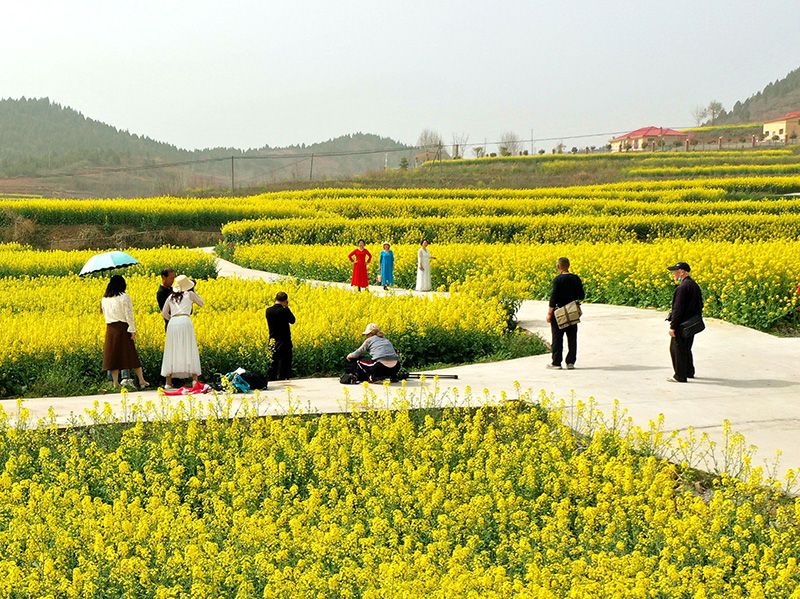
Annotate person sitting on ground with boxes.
[346,323,401,382]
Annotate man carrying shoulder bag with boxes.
[546,257,585,370]
[666,261,704,383]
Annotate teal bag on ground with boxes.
[224,372,251,393]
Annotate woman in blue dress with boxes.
[379,242,395,290]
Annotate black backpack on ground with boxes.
[340,360,364,385]
[240,371,268,390]
[393,368,410,382]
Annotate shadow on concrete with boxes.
[571,365,661,372]
[690,377,800,389]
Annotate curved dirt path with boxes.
[5,252,800,479]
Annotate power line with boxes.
[0,124,705,183]
[234,156,311,186]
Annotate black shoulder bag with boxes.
[680,315,705,338]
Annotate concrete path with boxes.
[4,253,800,481]
[207,248,446,298]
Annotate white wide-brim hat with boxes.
[172,274,195,293]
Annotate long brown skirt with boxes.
[103,322,142,370]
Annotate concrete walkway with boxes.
[4,254,800,480]
[207,248,446,298]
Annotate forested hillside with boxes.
[717,66,800,124]
[0,98,412,196]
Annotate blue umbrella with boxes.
[79,251,139,277]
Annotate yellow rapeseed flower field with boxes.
[233,241,800,329]
[0,150,799,594]
[3,171,800,229]
[0,245,216,278]
[0,275,532,397]
[0,401,795,596]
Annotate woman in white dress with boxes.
[161,275,204,388]
[415,239,436,292]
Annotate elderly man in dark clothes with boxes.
[546,257,585,370]
[667,261,703,383]
[266,291,296,381]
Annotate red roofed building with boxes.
[610,126,689,152]
[762,111,800,143]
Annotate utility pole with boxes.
[309,153,314,181]
[530,129,534,155]
[230,156,235,193]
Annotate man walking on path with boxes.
[157,268,176,331]
[266,291,296,381]
[667,262,703,383]
[546,257,585,370]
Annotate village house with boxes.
[610,126,689,152]
[762,111,800,142]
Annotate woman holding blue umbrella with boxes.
[100,274,149,389]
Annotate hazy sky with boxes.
[3,0,799,152]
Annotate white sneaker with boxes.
[546,364,562,370]
[566,364,575,370]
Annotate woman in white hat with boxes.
[161,275,204,388]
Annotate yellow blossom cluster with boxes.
[0,245,217,278]
[0,275,528,397]
[222,212,800,244]
[629,163,800,177]
[422,148,795,167]
[232,241,800,329]
[0,401,796,596]
[3,171,800,230]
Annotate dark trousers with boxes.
[359,360,401,382]
[268,340,293,381]
[670,333,695,382]
[551,320,578,366]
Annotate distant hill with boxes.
[0,98,412,196]
[716,66,800,125]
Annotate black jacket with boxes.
[157,284,172,312]
[549,273,585,308]
[669,276,703,330]
[266,304,296,343]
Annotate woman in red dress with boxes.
[348,239,372,291]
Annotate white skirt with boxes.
[161,315,202,378]
[416,267,432,292]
